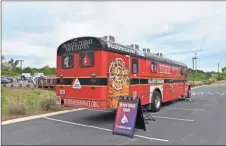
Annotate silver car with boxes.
[1,76,10,84]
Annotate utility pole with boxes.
[17,60,24,74]
[195,53,197,72]
[192,53,197,84]
[218,62,220,81]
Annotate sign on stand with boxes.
[112,98,146,138]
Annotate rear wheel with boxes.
[185,87,191,100]
[145,91,162,112]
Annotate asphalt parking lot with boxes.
[2,84,226,145]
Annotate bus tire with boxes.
[185,87,191,100]
[151,91,162,112]
[145,91,162,112]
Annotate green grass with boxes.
[2,88,58,116]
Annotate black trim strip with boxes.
[57,77,186,86]
[56,78,107,86]
[130,79,185,85]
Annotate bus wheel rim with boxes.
[155,96,161,108]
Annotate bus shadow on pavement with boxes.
[83,111,116,123]
[161,99,185,106]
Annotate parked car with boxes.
[1,76,11,84]
[5,75,14,83]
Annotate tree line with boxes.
[1,55,56,77]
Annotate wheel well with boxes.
[153,88,162,101]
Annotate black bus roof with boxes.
[57,36,187,68]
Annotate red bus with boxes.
[56,36,191,112]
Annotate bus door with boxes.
[107,53,130,108]
[130,57,140,100]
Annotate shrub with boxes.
[6,96,27,115]
[39,91,57,111]
[10,84,14,87]
[27,84,31,88]
[19,84,22,87]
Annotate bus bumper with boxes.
[57,97,116,110]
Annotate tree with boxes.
[23,67,33,74]
[7,59,20,71]
[222,66,226,73]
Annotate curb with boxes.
[1,108,85,126]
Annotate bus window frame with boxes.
[151,61,157,73]
[61,54,74,69]
[180,68,184,76]
[79,51,95,68]
[132,58,138,74]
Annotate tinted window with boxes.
[62,54,74,69]
[132,58,138,74]
[79,51,94,68]
[151,61,157,72]
[180,68,184,75]
[184,69,188,80]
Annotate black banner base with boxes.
[135,98,146,131]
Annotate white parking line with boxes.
[87,109,114,113]
[222,92,225,96]
[201,92,203,95]
[183,102,212,106]
[208,92,212,95]
[216,92,221,95]
[194,99,217,102]
[167,107,204,111]
[44,117,169,143]
[152,116,194,122]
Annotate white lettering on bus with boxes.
[62,39,93,52]
[107,42,136,54]
[148,79,164,84]
[64,99,99,108]
[159,65,171,74]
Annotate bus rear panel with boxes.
[56,37,125,110]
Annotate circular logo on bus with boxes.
[109,58,129,91]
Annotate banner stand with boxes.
[112,97,154,138]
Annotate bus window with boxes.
[132,58,138,74]
[180,68,184,76]
[79,51,94,68]
[62,54,74,69]
[184,70,188,81]
[151,61,157,72]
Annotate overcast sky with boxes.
[2,1,226,72]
